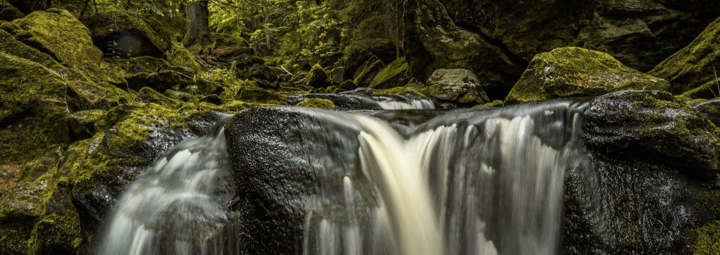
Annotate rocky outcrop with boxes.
[563,90,720,254]
[420,68,489,105]
[650,17,720,95]
[505,47,670,104]
[305,64,329,88]
[405,0,720,98]
[10,9,102,68]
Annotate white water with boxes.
[95,117,239,255]
[96,103,584,255]
[303,103,584,255]
[376,98,435,109]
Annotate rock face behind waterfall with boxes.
[563,90,720,254]
[224,107,372,255]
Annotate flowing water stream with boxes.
[96,100,587,255]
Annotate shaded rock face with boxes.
[83,10,171,58]
[406,0,720,98]
[650,17,720,95]
[404,0,526,98]
[505,47,670,105]
[563,90,720,254]
[421,68,490,105]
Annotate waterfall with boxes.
[373,96,436,109]
[94,115,240,255]
[96,101,586,255]
[302,101,586,255]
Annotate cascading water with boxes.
[95,115,240,255]
[302,101,586,255]
[96,101,587,255]
[373,96,436,109]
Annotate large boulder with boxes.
[225,107,374,255]
[505,47,669,105]
[563,90,720,254]
[583,90,720,179]
[420,69,490,105]
[405,0,720,98]
[11,9,102,68]
[650,17,720,95]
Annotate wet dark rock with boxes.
[505,47,670,105]
[583,90,720,179]
[421,69,489,105]
[693,98,720,127]
[285,94,382,110]
[225,107,373,255]
[241,64,280,90]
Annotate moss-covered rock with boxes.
[12,9,102,68]
[420,69,489,105]
[69,109,105,141]
[295,98,337,109]
[0,29,56,66]
[82,10,171,58]
[167,43,203,73]
[693,98,720,127]
[353,58,384,87]
[369,58,410,89]
[650,17,720,95]
[0,53,71,166]
[691,220,720,255]
[305,64,329,88]
[505,47,670,105]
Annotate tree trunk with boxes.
[183,0,212,47]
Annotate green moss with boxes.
[296,98,337,109]
[353,58,384,86]
[12,9,102,68]
[369,57,409,89]
[692,220,720,254]
[650,17,720,94]
[83,9,170,55]
[167,43,202,73]
[506,47,670,105]
[305,64,329,88]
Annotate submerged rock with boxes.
[421,68,490,105]
[650,16,720,95]
[505,47,669,105]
